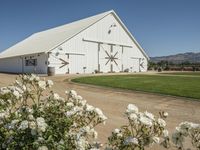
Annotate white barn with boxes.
[0,10,149,75]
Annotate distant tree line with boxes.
[148,61,200,72]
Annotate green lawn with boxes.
[72,74,200,100]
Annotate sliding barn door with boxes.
[48,52,69,74]
[99,44,122,73]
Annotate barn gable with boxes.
[49,12,148,74]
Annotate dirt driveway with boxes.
[0,73,200,149]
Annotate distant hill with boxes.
[150,52,200,64]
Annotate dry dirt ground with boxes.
[0,73,200,149]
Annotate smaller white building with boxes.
[0,10,149,74]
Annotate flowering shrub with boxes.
[106,104,170,149]
[106,104,200,150]
[172,122,200,150]
[0,74,107,149]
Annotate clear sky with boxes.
[0,0,199,57]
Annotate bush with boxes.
[106,104,170,149]
[0,74,107,149]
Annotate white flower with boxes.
[70,90,77,96]
[139,115,152,127]
[11,119,19,125]
[153,136,160,143]
[31,129,37,136]
[0,112,6,119]
[95,108,107,121]
[22,85,26,91]
[28,114,34,120]
[93,131,98,139]
[66,102,74,107]
[117,133,123,137]
[15,87,23,94]
[13,90,20,99]
[95,108,103,116]
[163,112,168,117]
[76,136,87,149]
[126,104,138,114]
[36,117,48,132]
[22,75,28,80]
[144,111,155,120]
[81,126,91,134]
[0,87,10,94]
[9,119,19,129]
[80,100,87,106]
[38,81,46,90]
[129,113,138,121]
[35,76,40,81]
[29,74,39,81]
[19,120,29,130]
[180,121,199,129]
[26,108,33,114]
[29,121,36,129]
[125,137,138,145]
[38,146,48,150]
[65,111,75,117]
[76,95,83,100]
[190,122,200,129]
[46,80,53,87]
[53,93,60,100]
[86,104,94,112]
[114,128,120,134]
[158,118,166,127]
[163,129,169,137]
[172,131,184,147]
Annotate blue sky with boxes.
[0,0,199,57]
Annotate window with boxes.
[25,59,37,66]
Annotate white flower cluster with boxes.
[107,104,169,149]
[172,121,200,149]
[0,85,23,100]
[64,90,107,149]
[0,74,106,150]
[126,104,167,129]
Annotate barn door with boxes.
[112,45,122,72]
[49,52,69,74]
[130,57,146,72]
[99,44,122,73]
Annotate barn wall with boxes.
[0,57,23,73]
[49,13,148,74]
[23,53,48,74]
[0,53,48,74]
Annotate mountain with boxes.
[150,52,200,64]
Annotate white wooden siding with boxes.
[0,54,48,74]
[49,13,148,74]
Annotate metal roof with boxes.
[0,10,149,59]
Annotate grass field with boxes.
[72,73,200,99]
